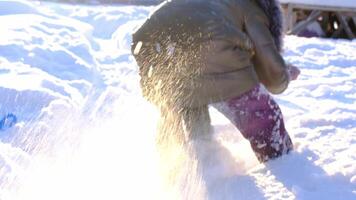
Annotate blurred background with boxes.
[36,0,356,39]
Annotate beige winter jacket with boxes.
[132,0,289,108]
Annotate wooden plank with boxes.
[289,10,322,35]
[285,4,295,32]
[335,13,355,38]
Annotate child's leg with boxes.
[212,84,293,162]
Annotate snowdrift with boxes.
[0,0,355,199]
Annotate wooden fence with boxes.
[38,0,356,38]
[280,0,356,38]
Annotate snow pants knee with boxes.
[213,84,293,162]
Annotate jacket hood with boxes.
[255,0,284,51]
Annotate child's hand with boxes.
[287,64,301,81]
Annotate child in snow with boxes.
[131,0,300,162]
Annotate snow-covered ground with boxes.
[0,0,355,199]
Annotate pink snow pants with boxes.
[213,84,293,162]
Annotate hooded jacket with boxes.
[132,0,289,108]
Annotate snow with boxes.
[279,0,356,9]
[0,0,355,199]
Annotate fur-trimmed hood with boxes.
[255,0,284,51]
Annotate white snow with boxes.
[0,0,355,200]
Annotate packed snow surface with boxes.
[0,0,355,199]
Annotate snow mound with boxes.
[0,1,355,199]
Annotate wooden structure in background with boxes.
[280,0,356,39]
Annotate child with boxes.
[131,0,300,162]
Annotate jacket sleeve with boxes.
[244,7,290,94]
